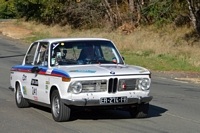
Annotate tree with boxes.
[0,0,16,19]
[186,0,200,36]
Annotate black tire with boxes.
[129,103,149,118]
[15,83,29,108]
[51,90,71,122]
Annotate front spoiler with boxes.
[61,96,153,106]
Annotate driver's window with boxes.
[25,42,38,65]
[35,42,48,66]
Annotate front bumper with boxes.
[61,96,153,106]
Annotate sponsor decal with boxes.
[34,96,38,101]
[31,79,38,86]
[45,81,49,93]
[46,69,53,74]
[45,85,48,93]
[32,87,37,95]
[22,74,27,81]
[69,70,96,73]
[45,85,48,90]
[22,86,27,95]
[102,66,123,69]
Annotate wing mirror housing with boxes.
[31,66,42,73]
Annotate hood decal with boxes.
[69,70,96,73]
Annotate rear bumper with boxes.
[61,96,153,106]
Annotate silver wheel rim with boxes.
[52,96,60,118]
[16,86,22,104]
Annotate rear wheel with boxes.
[15,83,29,108]
[51,90,71,122]
[129,103,149,118]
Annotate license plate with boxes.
[100,96,127,104]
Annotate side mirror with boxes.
[31,66,41,73]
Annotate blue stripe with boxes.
[12,65,70,78]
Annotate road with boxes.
[0,34,200,133]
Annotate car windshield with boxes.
[50,40,124,66]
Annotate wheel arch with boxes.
[49,85,59,103]
[15,80,22,93]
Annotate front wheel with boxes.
[129,103,149,118]
[15,83,29,108]
[51,90,71,122]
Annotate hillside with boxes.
[0,19,200,84]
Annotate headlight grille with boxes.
[118,78,150,91]
[69,80,107,93]
[69,78,150,94]
[82,81,107,92]
[118,79,137,91]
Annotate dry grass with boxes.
[1,19,200,70]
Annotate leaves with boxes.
[0,0,199,31]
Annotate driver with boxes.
[79,46,95,60]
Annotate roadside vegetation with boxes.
[1,0,200,72]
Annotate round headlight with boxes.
[138,78,150,91]
[71,82,82,94]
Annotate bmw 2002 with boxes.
[9,38,153,122]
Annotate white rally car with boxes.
[10,38,153,122]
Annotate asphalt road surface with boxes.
[0,34,200,133]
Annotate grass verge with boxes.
[13,20,200,72]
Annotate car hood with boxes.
[56,64,150,78]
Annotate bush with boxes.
[0,0,16,19]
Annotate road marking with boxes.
[166,112,200,125]
[172,80,189,83]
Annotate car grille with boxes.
[108,78,118,93]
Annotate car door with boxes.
[22,42,39,100]
[23,42,49,103]
[31,42,50,104]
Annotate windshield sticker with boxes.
[52,43,59,49]
[69,70,96,73]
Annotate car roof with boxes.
[36,38,111,43]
